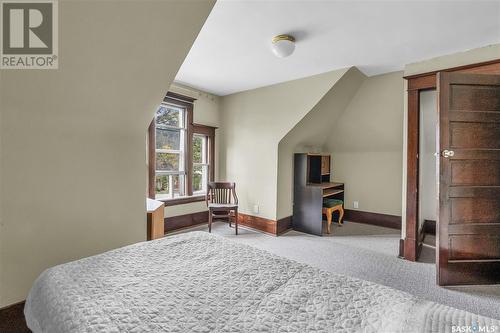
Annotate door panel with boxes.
[450,160,500,186]
[451,197,500,224]
[450,84,500,111]
[437,72,500,285]
[450,122,500,149]
[449,111,500,123]
[449,235,500,260]
[448,223,500,235]
[444,262,500,285]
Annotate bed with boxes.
[25,231,499,332]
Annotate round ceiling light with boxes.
[271,34,295,58]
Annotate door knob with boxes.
[441,150,455,158]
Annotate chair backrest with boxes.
[206,182,238,205]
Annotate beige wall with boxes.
[325,71,404,216]
[0,0,214,307]
[401,43,500,236]
[277,67,366,219]
[220,69,349,220]
[222,69,404,221]
[162,83,221,218]
[331,152,402,214]
[170,83,221,128]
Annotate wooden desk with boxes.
[147,198,164,240]
[293,154,345,236]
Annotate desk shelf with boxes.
[323,189,344,197]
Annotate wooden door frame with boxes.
[403,59,500,262]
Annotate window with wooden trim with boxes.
[192,124,215,195]
[148,92,216,205]
[192,134,207,194]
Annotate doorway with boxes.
[418,90,437,263]
[403,59,500,285]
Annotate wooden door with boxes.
[437,72,500,285]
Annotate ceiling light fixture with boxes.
[271,34,295,58]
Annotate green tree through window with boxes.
[154,102,185,199]
[149,93,215,201]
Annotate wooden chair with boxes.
[206,182,239,235]
[322,199,344,234]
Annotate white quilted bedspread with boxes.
[25,231,499,333]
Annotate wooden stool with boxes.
[322,199,344,234]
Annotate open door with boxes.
[437,72,500,286]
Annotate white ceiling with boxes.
[175,0,500,96]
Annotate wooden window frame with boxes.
[192,123,216,184]
[403,59,500,262]
[148,92,216,206]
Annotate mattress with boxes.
[25,231,499,332]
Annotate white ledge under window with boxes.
[157,194,206,206]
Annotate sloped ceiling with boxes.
[277,67,367,218]
[324,71,404,153]
[177,0,500,95]
[221,68,349,220]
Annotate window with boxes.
[148,92,215,204]
[192,134,207,194]
[154,102,186,199]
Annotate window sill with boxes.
[158,194,205,207]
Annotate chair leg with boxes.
[234,209,238,235]
[338,206,344,225]
[326,209,332,234]
[229,212,232,227]
[208,210,212,233]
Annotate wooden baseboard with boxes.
[237,213,292,236]
[237,213,276,235]
[164,211,208,233]
[277,216,292,235]
[0,301,29,333]
[344,209,401,230]
[164,210,292,237]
